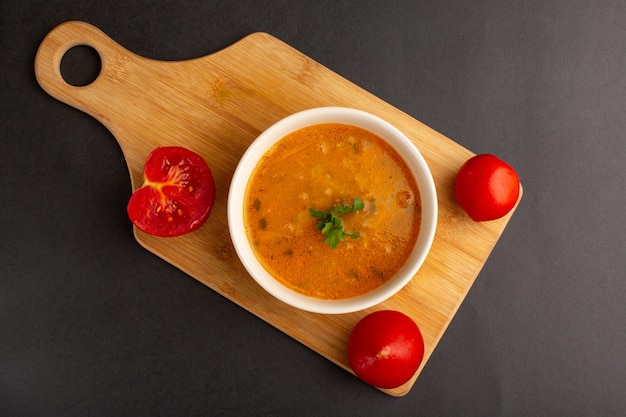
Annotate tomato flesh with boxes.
[127,146,215,237]
[348,310,424,389]
[455,153,520,221]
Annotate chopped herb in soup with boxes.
[244,123,421,300]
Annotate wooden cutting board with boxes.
[35,21,522,397]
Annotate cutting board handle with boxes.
[34,21,135,116]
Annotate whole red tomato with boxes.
[455,153,520,221]
[127,146,215,237]
[347,310,424,389]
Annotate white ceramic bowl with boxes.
[228,107,437,314]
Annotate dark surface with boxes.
[2,1,625,416]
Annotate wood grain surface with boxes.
[34,21,521,396]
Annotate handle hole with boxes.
[60,45,101,86]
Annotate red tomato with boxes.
[347,310,424,389]
[455,153,520,221]
[127,146,215,237]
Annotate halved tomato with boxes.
[127,146,215,237]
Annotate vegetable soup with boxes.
[244,123,421,300]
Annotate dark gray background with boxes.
[2,1,624,416]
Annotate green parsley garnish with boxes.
[309,197,364,249]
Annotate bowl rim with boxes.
[227,107,438,314]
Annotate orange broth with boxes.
[244,123,421,300]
